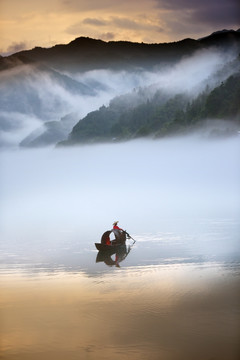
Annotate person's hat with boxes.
[113,221,119,225]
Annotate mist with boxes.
[0,47,238,148]
[1,44,239,265]
[1,136,239,264]
[149,48,236,95]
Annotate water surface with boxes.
[0,137,240,359]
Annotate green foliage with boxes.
[66,71,240,145]
[204,75,240,118]
[70,105,120,143]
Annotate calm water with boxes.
[0,137,240,359]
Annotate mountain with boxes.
[0,62,99,147]
[0,38,198,72]
[0,58,107,148]
[59,61,240,146]
[1,29,240,73]
[199,28,240,40]
[1,29,240,148]
[0,63,96,118]
[19,113,80,147]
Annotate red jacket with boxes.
[113,225,122,230]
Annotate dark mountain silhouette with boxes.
[0,54,34,71]
[199,28,240,40]
[1,29,240,148]
[1,29,240,72]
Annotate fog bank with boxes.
[0,48,238,148]
[1,136,239,249]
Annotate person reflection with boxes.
[96,244,131,268]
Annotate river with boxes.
[0,136,240,359]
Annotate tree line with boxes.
[60,71,240,146]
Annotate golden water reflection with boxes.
[1,264,239,360]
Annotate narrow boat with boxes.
[95,229,127,251]
[95,242,125,251]
[95,229,135,267]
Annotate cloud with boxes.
[6,41,28,54]
[82,18,107,26]
[110,16,164,32]
[154,0,238,12]
[66,15,164,36]
[61,0,120,11]
[192,2,240,26]
[151,48,235,95]
[110,17,146,30]
[61,0,240,27]
[100,32,115,41]
[60,0,149,12]
[154,0,240,27]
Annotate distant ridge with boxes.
[1,29,240,72]
[197,28,240,44]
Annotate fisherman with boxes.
[112,221,124,243]
[113,221,123,231]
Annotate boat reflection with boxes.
[96,244,132,267]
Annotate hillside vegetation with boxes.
[60,68,240,146]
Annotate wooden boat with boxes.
[95,229,135,267]
[95,242,125,251]
[95,229,127,252]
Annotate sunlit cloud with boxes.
[60,0,150,12]
[66,15,163,38]
[110,16,163,32]
[0,0,239,54]
[82,18,107,26]
[6,41,28,53]
[100,32,116,41]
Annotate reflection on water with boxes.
[1,223,240,360]
[1,218,239,276]
[0,262,240,360]
[96,244,133,267]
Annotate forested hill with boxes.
[2,29,240,148]
[60,70,240,146]
[1,29,240,72]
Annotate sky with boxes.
[0,0,239,55]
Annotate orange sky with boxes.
[0,0,239,55]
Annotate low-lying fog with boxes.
[0,47,237,148]
[0,136,239,266]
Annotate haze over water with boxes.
[0,135,240,359]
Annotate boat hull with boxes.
[95,243,124,251]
